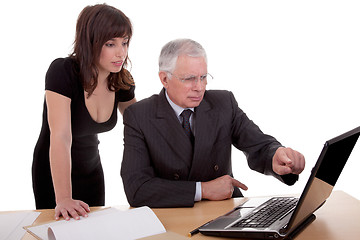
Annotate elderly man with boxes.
[121,39,305,207]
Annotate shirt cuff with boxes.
[194,182,202,202]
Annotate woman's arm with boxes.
[118,97,137,115]
[46,90,90,220]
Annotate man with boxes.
[121,39,305,208]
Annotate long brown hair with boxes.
[70,4,134,97]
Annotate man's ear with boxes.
[159,71,169,88]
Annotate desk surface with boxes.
[20,190,360,240]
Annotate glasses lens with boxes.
[169,72,213,85]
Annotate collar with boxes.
[165,90,194,120]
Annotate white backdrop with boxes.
[0,0,359,211]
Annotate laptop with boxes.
[199,126,360,239]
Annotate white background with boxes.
[0,0,359,211]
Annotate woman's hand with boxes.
[55,198,90,221]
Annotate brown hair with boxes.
[70,4,134,97]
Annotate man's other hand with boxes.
[273,147,305,175]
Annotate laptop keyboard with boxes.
[231,197,298,228]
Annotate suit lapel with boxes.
[150,89,194,168]
[189,94,219,179]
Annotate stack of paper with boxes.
[26,207,166,240]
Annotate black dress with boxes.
[32,58,135,209]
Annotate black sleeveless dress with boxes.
[32,57,135,209]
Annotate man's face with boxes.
[162,55,207,108]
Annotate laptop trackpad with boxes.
[226,197,271,218]
[226,206,254,217]
[203,197,270,229]
[239,197,271,208]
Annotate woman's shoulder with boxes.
[116,84,135,102]
[45,57,80,98]
[48,57,78,73]
[115,68,136,102]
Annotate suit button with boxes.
[174,173,180,180]
[214,165,219,171]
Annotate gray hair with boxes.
[158,39,207,73]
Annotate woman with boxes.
[32,3,136,221]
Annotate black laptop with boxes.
[199,126,360,239]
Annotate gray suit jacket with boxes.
[121,89,297,207]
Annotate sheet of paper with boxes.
[0,211,41,240]
[27,207,166,240]
[26,208,118,240]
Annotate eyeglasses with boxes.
[166,71,213,85]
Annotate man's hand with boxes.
[201,175,248,201]
[273,147,305,175]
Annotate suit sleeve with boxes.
[228,91,298,185]
[121,107,196,208]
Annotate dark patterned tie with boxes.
[181,109,194,143]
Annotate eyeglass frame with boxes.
[165,71,213,85]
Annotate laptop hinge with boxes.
[283,214,316,239]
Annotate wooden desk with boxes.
[21,191,360,240]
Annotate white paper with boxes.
[27,207,166,240]
[26,208,118,240]
[0,211,41,240]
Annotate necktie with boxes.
[181,109,194,143]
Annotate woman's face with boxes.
[97,37,129,77]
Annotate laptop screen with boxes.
[287,127,360,232]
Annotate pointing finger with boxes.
[232,178,248,191]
